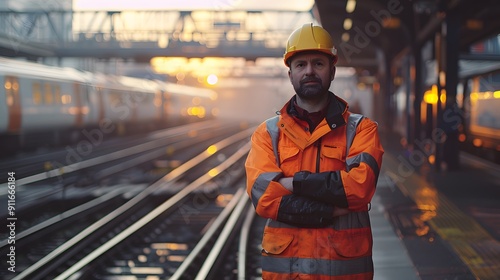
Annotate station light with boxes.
[206,74,218,85]
[176,72,185,81]
[382,18,401,29]
[341,32,350,42]
[420,102,427,124]
[439,71,446,87]
[428,155,435,165]
[440,89,446,104]
[187,106,206,118]
[458,134,466,142]
[343,18,352,30]
[424,85,439,104]
[470,92,478,102]
[473,139,483,147]
[346,0,356,13]
[466,19,483,30]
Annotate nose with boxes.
[304,63,314,75]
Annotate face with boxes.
[288,52,335,102]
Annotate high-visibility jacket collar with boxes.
[280,91,348,131]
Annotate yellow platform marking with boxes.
[384,154,500,280]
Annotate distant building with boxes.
[0,0,73,46]
[0,0,72,10]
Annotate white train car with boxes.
[159,81,218,124]
[91,73,163,134]
[464,70,500,161]
[0,57,219,154]
[0,58,96,143]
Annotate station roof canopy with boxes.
[313,0,500,73]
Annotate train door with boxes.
[74,82,83,127]
[155,90,164,121]
[5,76,21,133]
[163,91,172,123]
[129,91,138,124]
[96,87,105,125]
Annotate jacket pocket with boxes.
[329,228,372,258]
[262,232,294,255]
[322,145,346,171]
[279,145,300,173]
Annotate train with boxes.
[462,68,500,161]
[0,57,219,155]
[391,56,500,163]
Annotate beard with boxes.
[293,77,328,101]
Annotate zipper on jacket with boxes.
[315,138,322,173]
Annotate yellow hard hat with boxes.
[284,23,338,66]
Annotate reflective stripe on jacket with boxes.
[245,94,384,279]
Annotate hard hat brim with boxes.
[284,49,338,66]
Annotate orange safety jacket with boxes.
[245,93,384,279]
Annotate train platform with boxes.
[370,135,500,280]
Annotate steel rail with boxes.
[54,139,252,280]
[0,123,233,250]
[195,188,250,280]
[238,204,256,280]
[13,127,254,280]
[0,187,126,249]
[0,120,221,188]
[170,188,246,280]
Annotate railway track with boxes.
[0,121,239,245]
[1,124,264,280]
[0,120,231,186]
[0,121,241,218]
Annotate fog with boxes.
[214,76,294,124]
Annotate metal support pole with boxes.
[434,27,444,171]
[443,10,460,170]
[413,46,423,141]
[404,56,412,142]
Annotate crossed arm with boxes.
[279,177,350,217]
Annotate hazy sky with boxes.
[73,0,314,11]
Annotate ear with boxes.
[330,65,336,81]
[288,69,292,81]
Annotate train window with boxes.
[54,85,61,104]
[478,73,498,92]
[4,78,11,90]
[140,93,152,104]
[5,78,13,106]
[154,91,162,107]
[44,83,53,104]
[491,72,500,83]
[110,90,122,105]
[12,79,19,92]
[62,94,71,104]
[82,86,90,104]
[456,82,464,108]
[33,83,42,105]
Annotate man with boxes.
[245,23,384,279]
